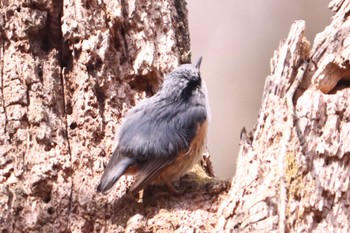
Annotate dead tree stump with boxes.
[217,1,350,232]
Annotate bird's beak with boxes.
[195,56,203,70]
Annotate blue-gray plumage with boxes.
[96,57,209,194]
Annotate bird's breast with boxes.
[152,119,208,183]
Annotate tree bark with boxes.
[217,0,350,232]
[0,0,229,232]
[3,0,350,232]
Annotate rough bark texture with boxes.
[217,0,350,232]
[0,0,230,232]
[3,0,350,232]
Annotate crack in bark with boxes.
[61,67,74,228]
[279,61,309,233]
[48,0,75,228]
[120,0,130,63]
[0,36,7,136]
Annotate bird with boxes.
[96,57,209,195]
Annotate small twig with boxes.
[279,61,309,233]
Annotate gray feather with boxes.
[129,156,176,194]
[118,101,206,160]
[96,148,135,193]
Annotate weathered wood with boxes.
[0,0,229,232]
[2,0,349,232]
[217,1,350,232]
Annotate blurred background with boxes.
[187,1,331,179]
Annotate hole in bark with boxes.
[92,130,105,144]
[2,229,9,233]
[129,70,162,97]
[73,38,80,44]
[66,101,73,115]
[3,168,13,179]
[6,9,14,17]
[325,158,330,166]
[52,163,59,170]
[43,144,50,151]
[60,41,73,68]
[86,56,102,73]
[321,190,333,199]
[37,63,43,79]
[323,63,350,94]
[42,193,51,203]
[14,205,24,215]
[70,122,77,130]
[294,193,301,201]
[98,149,106,157]
[47,207,54,215]
[94,85,105,104]
[328,79,350,94]
[84,1,91,9]
[313,210,323,223]
[344,152,350,160]
[32,179,52,198]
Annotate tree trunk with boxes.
[217,0,350,232]
[3,0,349,232]
[0,0,229,232]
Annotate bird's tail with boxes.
[96,150,134,193]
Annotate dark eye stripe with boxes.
[181,78,201,100]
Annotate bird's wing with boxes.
[129,156,177,194]
[118,100,208,193]
[96,147,135,193]
[119,100,207,160]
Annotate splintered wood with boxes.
[217,1,350,232]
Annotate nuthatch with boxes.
[97,57,209,195]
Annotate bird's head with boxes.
[160,57,203,100]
